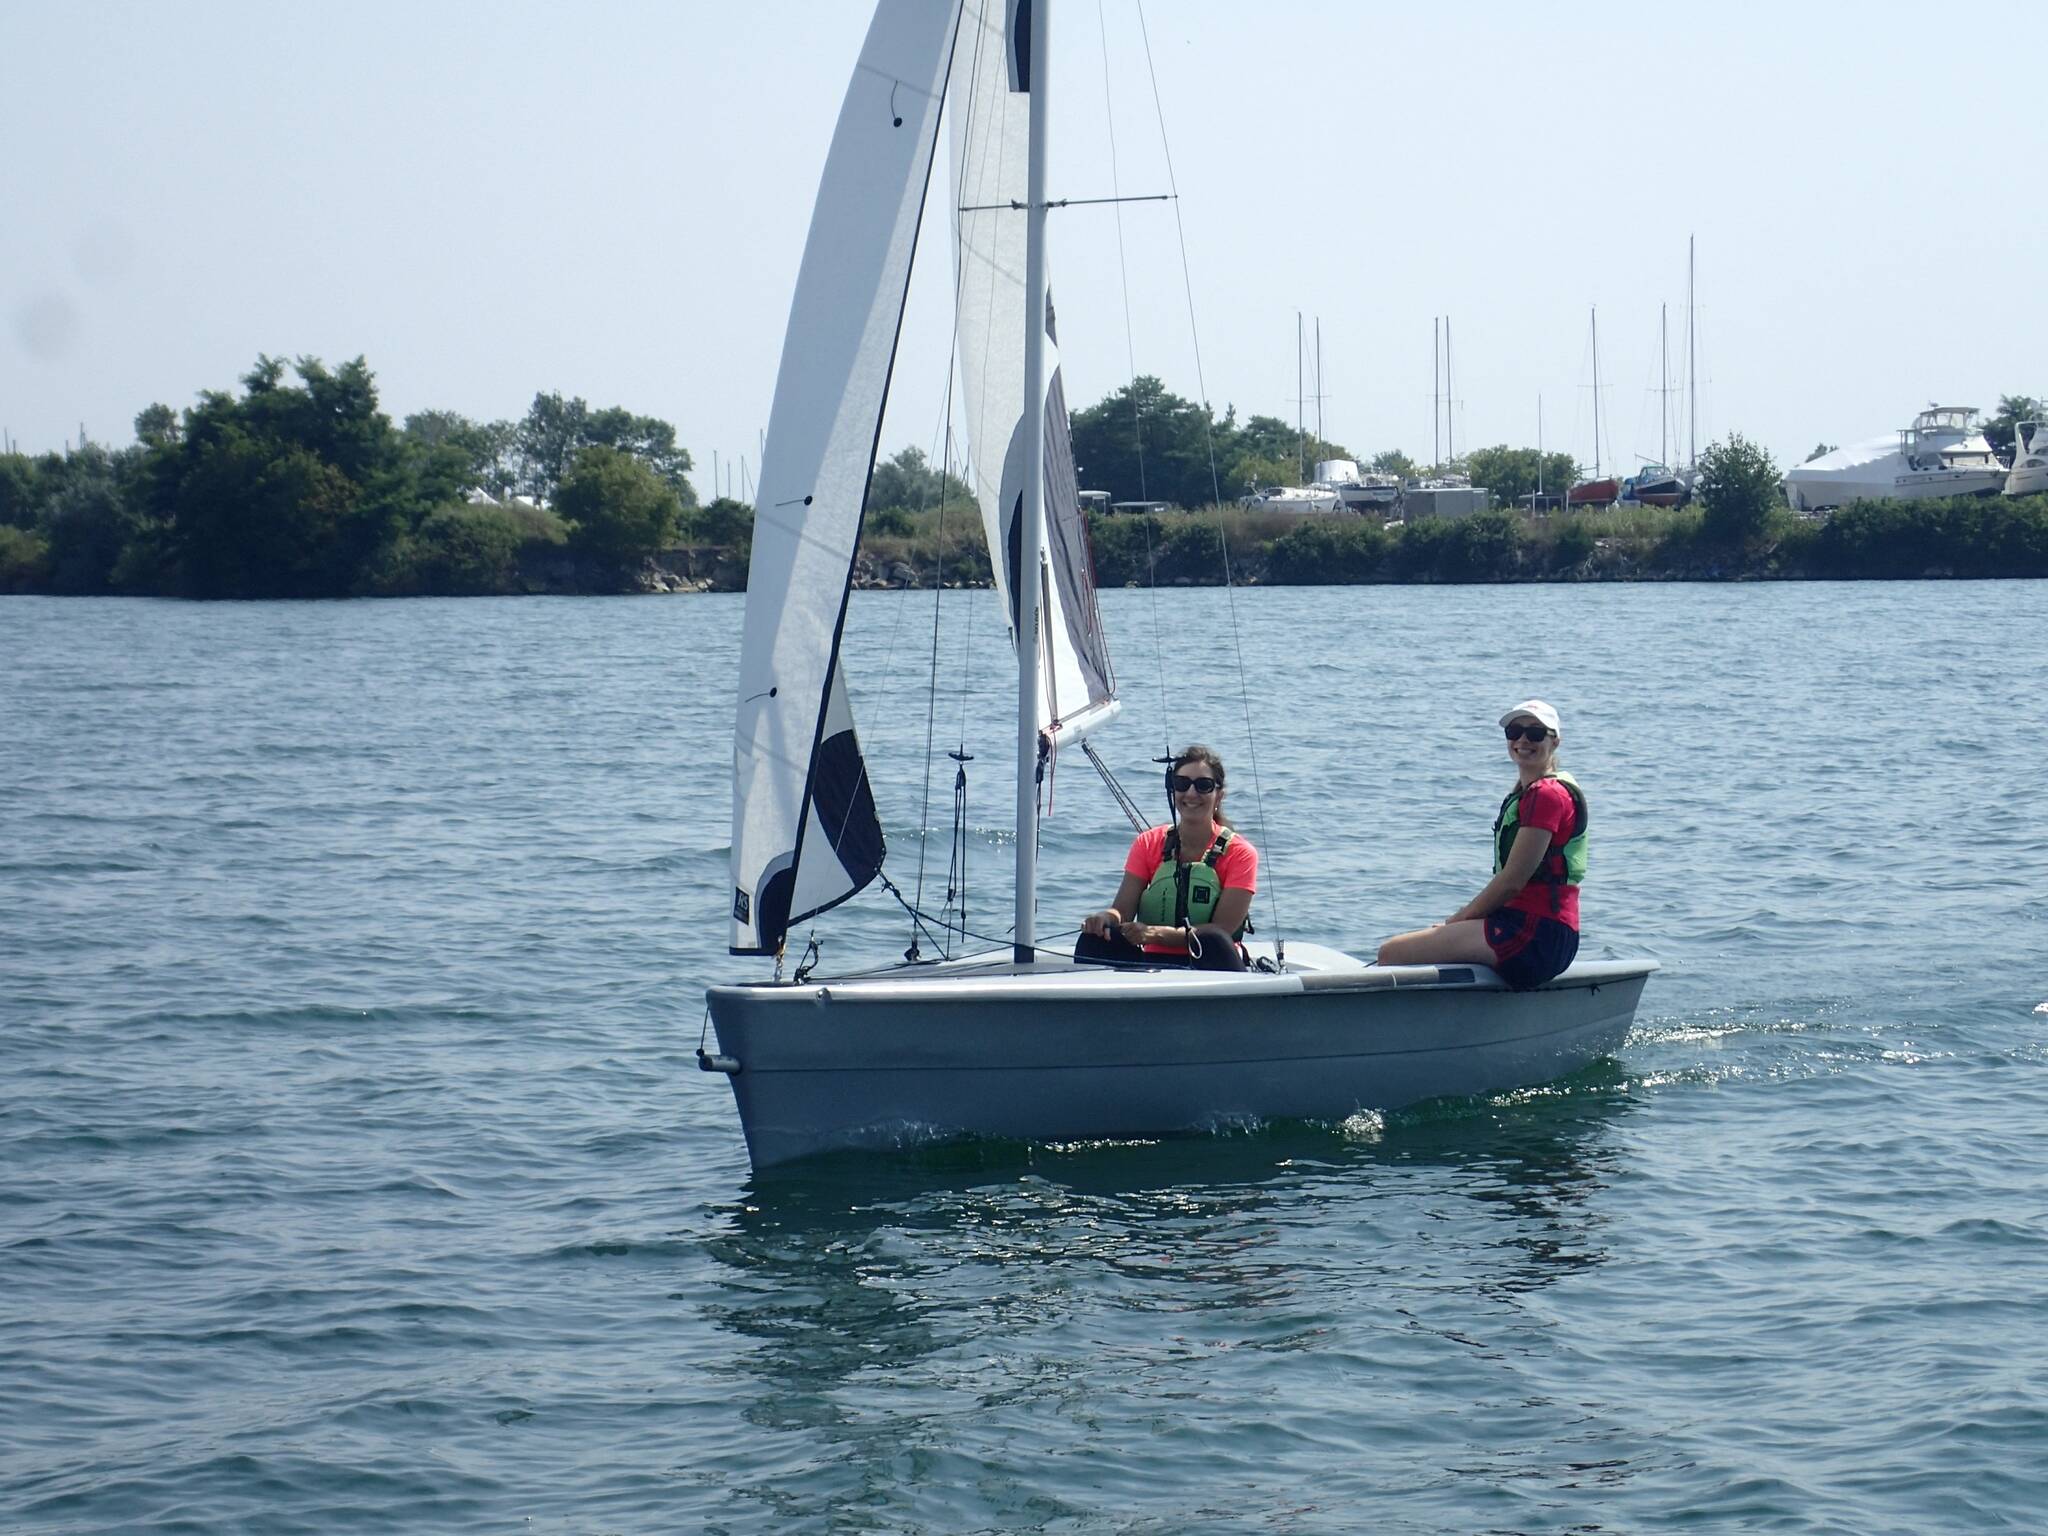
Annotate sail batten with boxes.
[728,2,964,956]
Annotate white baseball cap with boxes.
[1499,699,1561,734]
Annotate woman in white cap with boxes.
[1375,700,1586,989]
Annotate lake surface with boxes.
[4,581,2045,1534]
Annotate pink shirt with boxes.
[1124,824,1259,953]
[1501,777,1580,928]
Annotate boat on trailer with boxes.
[701,0,1655,1170]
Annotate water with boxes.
[4,582,2045,1534]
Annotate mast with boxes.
[1687,235,1697,467]
[1296,311,1305,482]
[1314,316,1323,450]
[1538,396,1544,499]
[1014,0,1050,964]
[1660,302,1668,466]
[1591,307,1602,478]
[1445,315,1455,465]
[1433,318,1440,469]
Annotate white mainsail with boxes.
[728,1,962,955]
[951,0,1118,750]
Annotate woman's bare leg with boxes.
[1376,918,1497,967]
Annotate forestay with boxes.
[950,0,1118,750]
[728,2,963,955]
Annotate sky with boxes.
[5,0,2043,492]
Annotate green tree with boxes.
[692,496,754,550]
[0,453,41,529]
[134,403,181,449]
[412,503,526,594]
[405,410,516,499]
[148,356,413,597]
[1981,395,2044,464]
[514,391,588,503]
[1462,445,1578,508]
[1219,413,1350,494]
[1368,449,1419,482]
[0,524,48,591]
[1696,432,1782,547]
[583,406,697,505]
[1071,375,1221,508]
[556,445,682,565]
[514,393,697,506]
[44,467,143,592]
[868,446,972,516]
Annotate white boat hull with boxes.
[703,945,1655,1167]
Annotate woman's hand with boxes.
[1081,908,1123,939]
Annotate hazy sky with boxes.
[6,0,2042,491]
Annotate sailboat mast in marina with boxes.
[704,0,1654,1170]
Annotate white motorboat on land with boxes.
[1314,458,1403,514]
[2007,421,2048,497]
[1783,405,2009,511]
[1240,483,1343,514]
[702,0,1655,1170]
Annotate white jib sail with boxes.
[728,1,962,956]
[951,0,1119,752]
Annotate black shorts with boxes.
[1483,909,1580,990]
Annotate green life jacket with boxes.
[1135,826,1242,936]
[1493,770,1588,914]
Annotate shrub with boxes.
[1697,433,1782,547]
[556,445,682,565]
[414,503,528,594]
[1265,517,1391,584]
[1547,515,1596,571]
[0,525,49,591]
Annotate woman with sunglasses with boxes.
[1375,699,1585,989]
[1075,744,1257,971]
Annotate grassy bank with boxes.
[858,493,2048,589]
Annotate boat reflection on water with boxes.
[701,1069,1637,1357]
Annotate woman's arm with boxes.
[1121,884,1252,951]
[1083,873,1148,938]
[1445,825,1552,925]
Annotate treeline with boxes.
[0,355,754,598]
[6,363,2044,598]
[1070,374,1578,506]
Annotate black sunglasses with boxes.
[1503,722,1553,743]
[1167,773,1220,795]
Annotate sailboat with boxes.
[1632,240,1702,509]
[1567,308,1621,508]
[702,0,1656,1170]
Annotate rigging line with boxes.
[908,2,1001,950]
[911,396,962,938]
[956,192,1173,211]
[1098,0,1169,759]
[1132,0,1284,947]
[875,870,1128,968]
[1082,739,1148,832]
